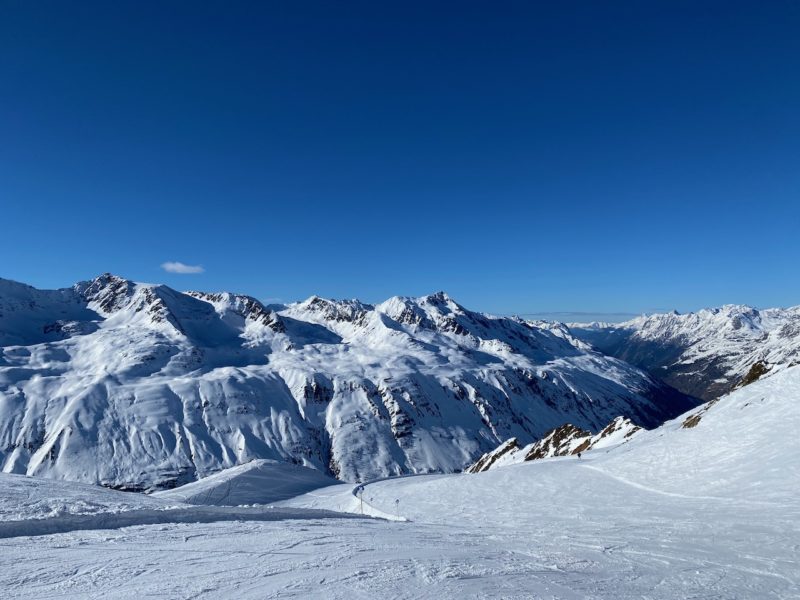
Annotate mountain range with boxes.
[569,305,800,400]
[0,274,695,490]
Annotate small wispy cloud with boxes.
[161,261,205,274]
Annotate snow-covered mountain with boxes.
[0,274,696,490]
[569,304,800,400]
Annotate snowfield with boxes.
[0,366,797,598]
[153,459,338,505]
[0,471,179,523]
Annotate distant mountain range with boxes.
[569,305,800,400]
[0,274,694,490]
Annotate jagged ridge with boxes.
[467,416,642,472]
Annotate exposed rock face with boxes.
[467,416,643,473]
[466,439,519,473]
[681,397,721,430]
[300,296,372,326]
[737,361,771,388]
[0,275,695,490]
[569,305,800,401]
[523,424,593,461]
[77,273,136,314]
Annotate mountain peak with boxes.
[75,273,137,315]
[422,291,453,305]
[296,295,374,326]
[187,290,284,332]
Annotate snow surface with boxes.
[0,471,179,523]
[0,274,694,490]
[0,367,796,598]
[153,459,338,505]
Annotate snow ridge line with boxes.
[0,506,367,540]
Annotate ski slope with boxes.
[0,367,796,598]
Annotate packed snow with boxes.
[0,471,178,523]
[153,459,338,505]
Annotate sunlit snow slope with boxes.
[153,459,337,505]
[463,363,800,500]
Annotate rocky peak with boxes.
[524,423,593,461]
[420,291,466,314]
[424,291,452,304]
[75,273,136,315]
[376,296,436,329]
[466,416,643,473]
[187,291,285,333]
[466,438,519,473]
[76,275,189,332]
[300,296,373,326]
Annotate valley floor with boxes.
[1,455,797,599]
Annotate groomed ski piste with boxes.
[1,367,798,599]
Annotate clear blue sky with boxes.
[2,1,799,317]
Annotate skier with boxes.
[577,452,582,460]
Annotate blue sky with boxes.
[2,1,799,318]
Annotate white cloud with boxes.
[161,261,205,274]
